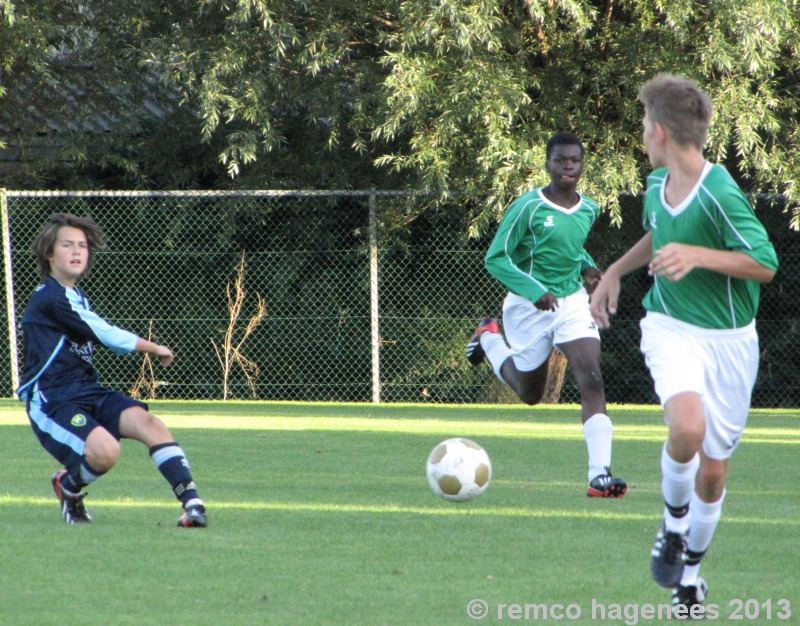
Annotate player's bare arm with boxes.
[590,233,654,329]
[136,337,175,366]
[649,243,777,283]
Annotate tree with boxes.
[1,0,799,229]
[372,0,800,228]
[0,1,223,189]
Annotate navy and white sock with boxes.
[149,442,201,507]
[61,459,103,494]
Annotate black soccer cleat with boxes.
[52,469,92,524]
[465,317,500,366]
[651,521,687,588]
[178,502,207,528]
[672,577,708,620]
[587,467,627,498]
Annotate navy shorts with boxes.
[27,383,147,470]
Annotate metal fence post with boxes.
[1,189,20,396]
[369,189,380,403]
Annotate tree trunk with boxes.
[542,349,568,404]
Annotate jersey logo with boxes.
[71,414,88,427]
[69,340,94,365]
[543,215,555,228]
[649,211,658,230]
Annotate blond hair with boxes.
[638,73,713,149]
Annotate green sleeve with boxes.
[718,185,779,272]
[579,249,596,274]
[483,200,548,304]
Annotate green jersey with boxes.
[484,187,599,303]
[642,162,778,329]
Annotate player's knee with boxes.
[122,407,172,443]
[85,430,120,472]
[574,364,604,392]
[141,412,171,438]
[669,419,705,448]
[697,462,727,494]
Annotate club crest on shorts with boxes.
[71,413,88,427]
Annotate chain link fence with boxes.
[1,189,798,407]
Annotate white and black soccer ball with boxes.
[426,437,492,502]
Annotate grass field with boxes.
[1,400,798,625]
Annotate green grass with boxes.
[1,400,799,625]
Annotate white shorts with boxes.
[502,288,600,372]
[639,312,759,460]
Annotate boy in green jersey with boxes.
[467,131,627,499]
[590,74,778,616]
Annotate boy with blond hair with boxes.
[590,74,778,616]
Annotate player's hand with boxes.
[582,267,603,294]
[535,292,559,312]
[648,243,697,282]
[589,271,620,329]
[155,345,174,367]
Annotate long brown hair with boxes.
[32,213,107,281]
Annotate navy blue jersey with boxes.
[17,275,138,401]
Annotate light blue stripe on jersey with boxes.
[28,385,86,456]
[65,287,137,355]
[16,335,66,401]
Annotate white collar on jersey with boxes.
[659,161,713,216]
[536,188,584,214]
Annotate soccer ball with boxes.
[426,437,492,502]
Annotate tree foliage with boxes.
[1,0,799,227]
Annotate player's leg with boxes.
[640,313,707,587]
[555,293,625,497]
[561,337,623,495]
[558,337,605,422]
[482,292,553,404]
[27,393,109,523]
[501,362,549,405]
[118,404,207,527]
[668,442,726,618]
[466,313,550,405]
[650,389,705,588]
[662,390,706,520]
[672,327,757,616]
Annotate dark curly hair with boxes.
[546,131,584,160]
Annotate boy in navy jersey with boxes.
[466,131,626,498]
[18,213,207,527]
[591,74,777,615]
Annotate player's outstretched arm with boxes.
[135,338,175,366]
[590,233,654,328]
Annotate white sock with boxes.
[79,460,103,486]
[481,332,512,383]
[680,563,701,587]
[661,444,700,534]
[583,413,614,482]
[680,490,725,586]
